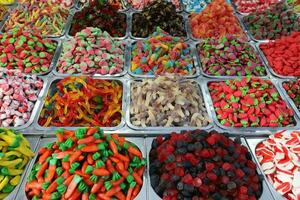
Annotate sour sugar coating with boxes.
[209,77,295,127]
[4,2,69,36]
[25,128,145,200]
[57,27,124,75]
[0,5,6,21]
[0,128,34,199]
[131,27,195,76]
[132,0,185,38]
[190,0,245,39]
[70,1,126,37]
[150,130,263,199]
[0,69,43,127]
[198,35,266,76]
[283,80,300,111]
[127,0,180,10]
[232,0,279,14]
[130,76,210,127]
[256,130,300,199]
[0,28,57,74]
[19,0,74,10]
[182,0,211,13]
[38,77,123,127]
[260,32,300,77]
[243,2,300,40]
[287,0,300,13]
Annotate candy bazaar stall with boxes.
[0,0,299,199]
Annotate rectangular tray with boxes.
[6,136,40,200]
[127,39,200,78]
[15,137,147,200]
[246,138,285,200]
[32,76,127,133]
[126,78,214,132]
[203,77,300,134]
[145,136,275,200]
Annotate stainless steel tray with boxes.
[145,136,275,200]
[5,135,40,200]
[33,76,127,132]
[15,136,147,200]
[246,138,285,200]
[126,78,214,131]
[203,77,300,134]
[127,38,200,78]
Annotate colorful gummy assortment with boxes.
[243,2,300,40]
[0,5,6,21]
[260,31,300,77]
[57,27,124,75]
[20,0,74,10]
[182,0,211,13]
[4,3,69,37]
[209,77,295,127]
[198,35,266,76]
[0,28,57,74]
[0,69,43,127]
[283,80,300,111]
[150,130,263,199]
[79,0,127,9]
[287,0,300,13]
[26,128,145,200]
[132,0,185,38]
[190,0,245,39]
[38,77,123,127]
[127,0,180,10]
[130,76,210,127]
[131,28,195,76]
[232,0,280,14]
[70,1,126,37]
[256,131,300,199]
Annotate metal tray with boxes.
[126,78,214,131]
[52,35,128,77]
[203,77,300,134]
[195,40,271,78]
[15,136,147,200]
[246,138,285,200]
[3,75,48,131]
[127,38,200,78]
[145,136,275,200]
[33,76,127,132]
[5,135,40,200]
[255,41,299,79]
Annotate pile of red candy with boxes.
[149,130,263,199]
[232,0,280,14]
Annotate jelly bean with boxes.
[57,27,124,75]
[256,130,300,199]
[190,0,245,39]
[4,2,69,36]
[198,35,266,76]
[130,76,211,127]
[243,2,300,40]
[232,0,279,14]
[0,69,43,127]
[0,28,57,74]
[131,28,195,76]
[127,0,180,10]
[283,80,300,111]
[209,77,295,127]
[182,0,211,13]
[150,130,263,199]
[70,1,126,37]
[260,32,300,77]
[132,0,185,38]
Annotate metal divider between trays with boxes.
[145,136,275,200]
[201,77,300,135]
[31,75,127,132]
[126,77,215,132]
[15,136,148,200]
[127,38,200,79]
